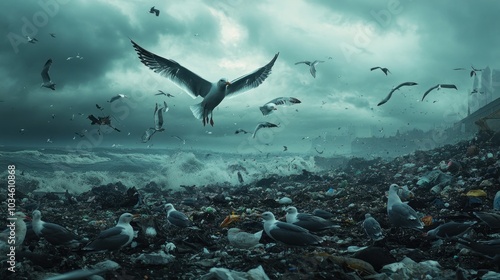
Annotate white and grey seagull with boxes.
[421,84,457,101]
[131,40,279,126]
[252,122,279,138]
[295,60,324,78]
[260,97,301,116]
[377,82,418,106]
[41,59,56,90]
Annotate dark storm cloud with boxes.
[1,0,499,153]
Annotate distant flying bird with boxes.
[49,33,56,38]
[163,101,169,113]
[47,138,53,143]
[88,115,121,133]
[171,135,186,144]
[259,97,301,116]
[95,104,103,111]
[283,146,288,151]
[131,40,279,126]
[41,59,56,90]
[377,82,418,106]
[295,60,324,78]
[26,36,38,44]
[67,53,83,61]
[454,66,483,77]
[252,122,278,138]
[421,84,457,101]
[235,129,249,134]
[149,6,160,16]
[155,90,174,97]
[370,66,391,75]
[75,132,85,138]
[108,94,127,103]
[142,103,166,143]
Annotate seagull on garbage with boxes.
[131,40,279,126]
[421,84,457,101]
[165,203,193,228]
[295,60,324,78]
[370,66,391,75]
[377,82,418,106]
[259,97,301,116]
[252,122,278,138]
[108,94,127,103]
[41,59,56,90]
[262,212,322,246]
[149,6,160,16]
[227,228,263,249]
[83,213,138,251]
[387,184,424,230]
[362,214,384,241]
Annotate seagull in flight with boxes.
[142,103,166,143]
[377,82,418,106]
[421,84,457,101]
[49,33,56,38]
[41,59,56,90]
[26,36,38,44]
[131,40,279,126]
[260,97,301,116]
[155,90,175,97]
[252,122,279,138]
[370,66,391,75]
[149,6,160,16]
[295,60,324,78]
[67,53,83,60]
[235,129,249,134]
[108,94,127,103]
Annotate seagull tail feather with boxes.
[189,103,204,120]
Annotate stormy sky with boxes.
[1,0,499,154]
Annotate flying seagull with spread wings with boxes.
[252,122,279,138]
[377,82,418,106]
[295,60,324,78]
[149,6,160,16]
[421,84,457,101]
[370,66,391,75]
[131,40,279,126]
[41,59,56,90]
[260,97,301,116]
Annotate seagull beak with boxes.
[226,81,231,85]
[24,216,32,221]
[132,214,141,219]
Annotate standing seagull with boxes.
[252,122,278,138]
[377,82,418,106]
[261,212,322,246]
[165,203,193,228]
[131,40,279,126]
[259,97,301,116]
[295,60,324,78]
[0,212,28,249]
[421,84,457,101]
[83,213,138,251]
[285,206,338,232]
[41,59,56,90]
[31,210,81,247]
[370,67,391,75]
[149,6,160,16]
[362,213,384,241]
[387,184,424,230]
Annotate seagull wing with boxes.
[41,59,52,83]
[108,95,120,103]
[155,106,164,130]
[421,85,439,101]
[252,122,278,138]
[370,67,381,71]
[226,52,279,98]
[377,88,397,106]
[295,61,311,66]
[131,40,212,98]
[439,84,457,90]
[155,10,160,16]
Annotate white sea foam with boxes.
[0,148,321,194]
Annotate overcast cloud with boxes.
[0,0,498,155]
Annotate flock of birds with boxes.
[30,4,485,147]
[3,182,499,276]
